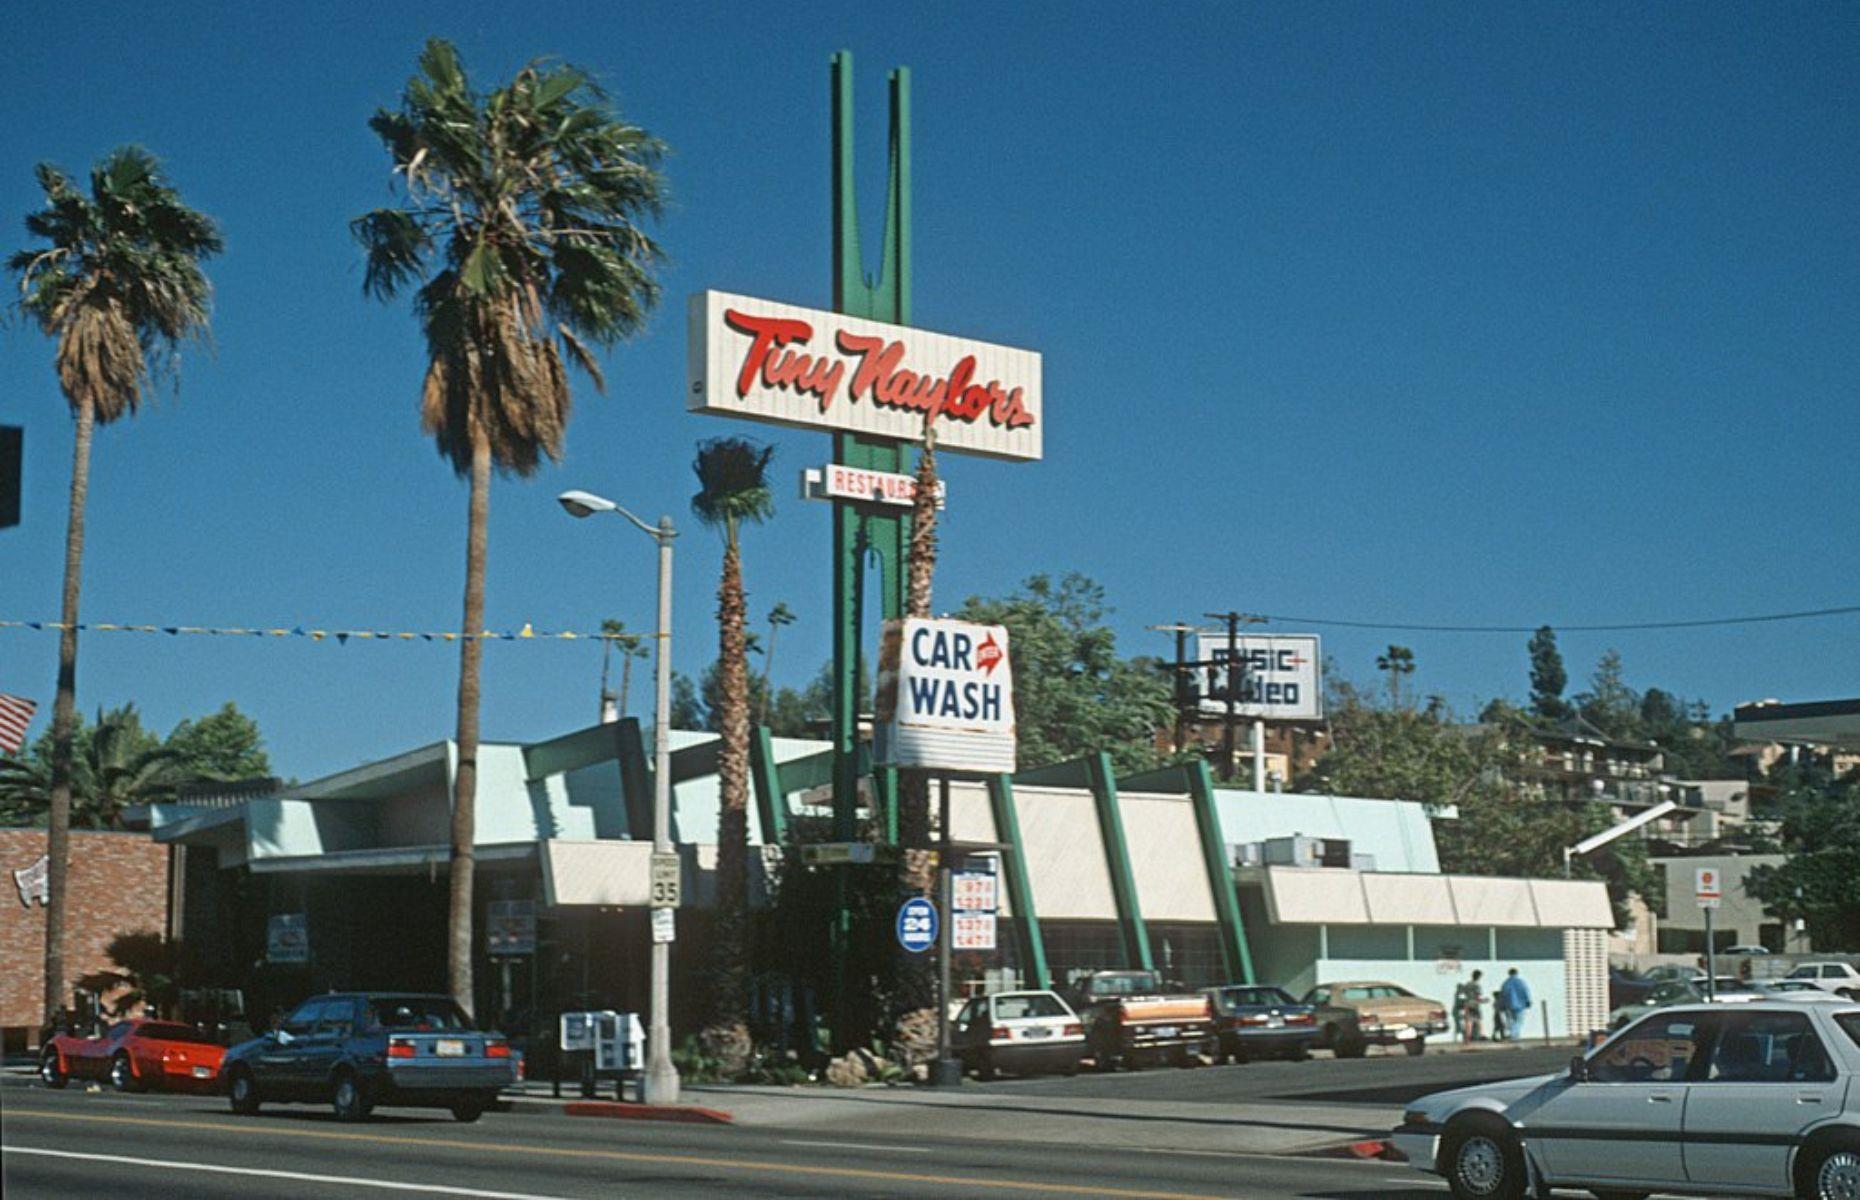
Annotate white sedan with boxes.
[1393,1001,1860,1199]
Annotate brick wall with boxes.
[0,828,172,1033]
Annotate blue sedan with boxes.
[221,993,517,1122]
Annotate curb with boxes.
[563,1101,734,1125]
[1304,1137,1405,1162]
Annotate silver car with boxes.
[1393,1001,1860,1199]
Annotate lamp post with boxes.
[558,488,681,1105]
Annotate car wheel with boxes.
[1060,1057,1081,1077]
[331,1070,372,1122]
[1441,1115,1525,1200]
[39,1051,67,1089]
[1404,1037,1427,1057]
[110,1053,142,1093]
[1283,1046,1309,1063]
[1335,1035,1368,1059]
[1798,1130,1860,1200]
[227,1068,261,1115]
[451,1097,486,1123]
[976,1052,999,1082]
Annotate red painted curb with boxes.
[563,1101,734,1125]
[1305,1137,1404,1162]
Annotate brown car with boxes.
[1302,981,1448,1058]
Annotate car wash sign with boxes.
[688,290,1043,461]
[1197,633,1323,720]
[874,617,1016,774]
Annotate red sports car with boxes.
[41,1018,225,1093]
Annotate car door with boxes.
[1683,1008,1841,1192]
[259,998,324,1097]
[950,999,984,1061]
[299,997,358,1095]
[1515,1010,1704,1188]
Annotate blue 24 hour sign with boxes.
[896,897,938,954]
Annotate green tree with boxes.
[690,436,774,1075]
[76,930,194,1018]
[0,705,180,830]
[8,147,220,1023]
[164,702,271,782]
[957,574,1171,775]
[354,39,665,1018]
[1746,767,1860,950]
[669,671,707,731]
[1576,649,1640,740]
[1527,626,1569,719]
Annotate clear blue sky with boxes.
[3,1,1856,781]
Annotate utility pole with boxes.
[1148,624,1205,755]
[1203,612,1264,781]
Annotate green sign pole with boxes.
[828,51,913,1052]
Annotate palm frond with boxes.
[691,437,775,534]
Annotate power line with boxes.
[1249,604,1860,635]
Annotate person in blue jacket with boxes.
[1497,968,1533,1040]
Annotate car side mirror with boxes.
[1568,1055,1590,1083]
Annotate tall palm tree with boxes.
[690,436,774,1075]
[1377,644,1416,708]
[7,146,220,1024]
[757,602,795,725]
[598,618,649,719]
[893,421,941,1060]
[354,38,665,1017]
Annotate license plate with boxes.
[1155,1026,1177,1039]
[1024,1027,1052,1039]
[192,1066,212,1078]
[1267,1016,1284,1028]
[436,1039,466,1056]
[1394,1027,1418,1040]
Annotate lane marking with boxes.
[0,1107,1230,1199]
[2,1146,572,1200]
[780,1138,933,1154]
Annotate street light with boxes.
[558,488,681,1106]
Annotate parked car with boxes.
[1392,1001,1860,1200]
[1787,962,1860,999]
[40,1018,224,1093]
[1723,944,1773,956]
[1200,985,1318,1063]
[1060,970,1216,1071]
[1642,963,1707,986]
[220,992,517,1122]
[1607,977,1763,1028]
[1303,981,1448,1058]
[951,990,1085,1079]
[1608,966,1658,1011]
[1756,980,1851,1003]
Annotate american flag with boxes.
[0,692,38,755]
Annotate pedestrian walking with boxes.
[1497,968,1532,1042]
[1454,970,1485,1042]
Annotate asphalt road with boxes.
[984,1043,1574,1105]
[1,1082,1445,1200]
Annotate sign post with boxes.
[1696,867,1722,999]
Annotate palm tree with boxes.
[893,421,942,1061]
[1377,645,1416,708]
[7,146,220,1024]
[757,602,796,725]
[598,618,649,719]
[0,704,181,831]
[353,38,665,1017]
[690,436,774,1075]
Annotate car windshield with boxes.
[1221,987,1295,1007]
[367,998,471,1031]
[136,1022,216,1044]
[995,994,1066,1019]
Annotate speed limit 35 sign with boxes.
[650,852,681,908]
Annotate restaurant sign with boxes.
[688,290,1043,461]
